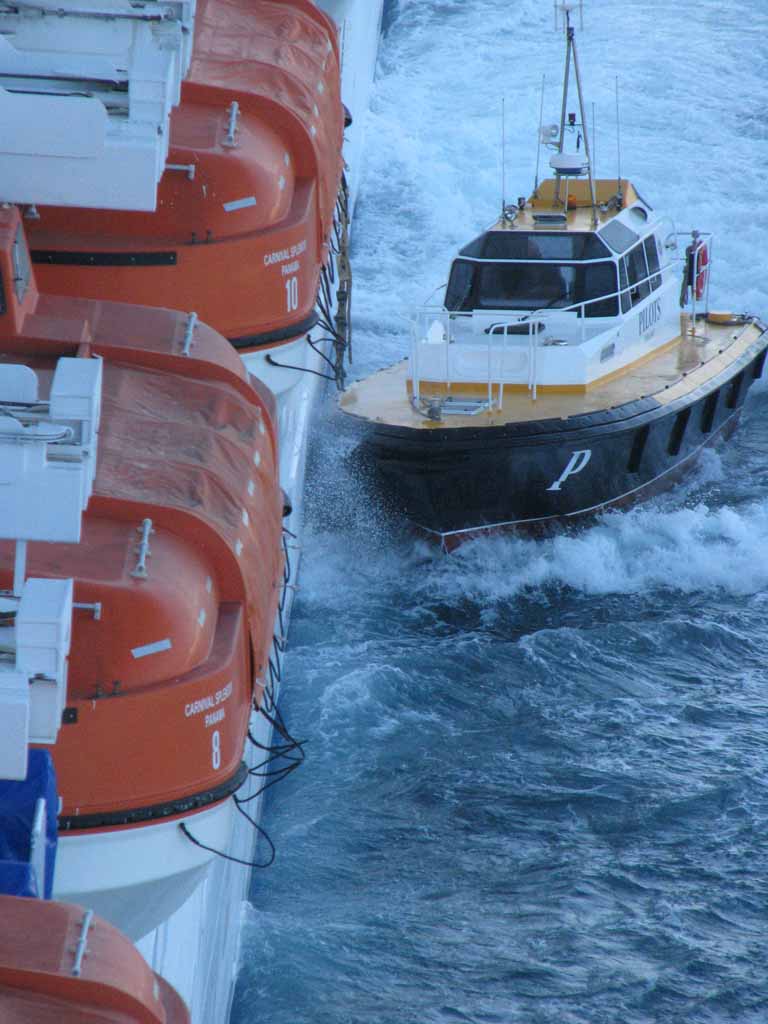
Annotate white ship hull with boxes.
[118,3,383,1019]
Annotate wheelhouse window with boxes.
[598,219,639,254]
[624,242,650,305]
[621,237,662,308]
[445,257,619,317]
[644,235,662,289]
[445,259,474,311]
[583,262,621,317]
[475,231,611,261]
[618,259,631,313]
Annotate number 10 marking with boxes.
[285,276,299,312]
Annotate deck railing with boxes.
[409,231,713,409]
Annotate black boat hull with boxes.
[360,338,768,549]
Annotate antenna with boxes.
[534,75,546,195]
[554,0,583,31]
[592,101,596,179]
[501,96,506,218]
[615,76,623,205]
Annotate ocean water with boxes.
[232,2,768,1022]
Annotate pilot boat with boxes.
[340,3,768,550]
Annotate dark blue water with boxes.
[232,2,768,1021]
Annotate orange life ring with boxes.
[694,243,709,300]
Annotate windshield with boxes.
[445,259,619,317]
[460,231,612,260]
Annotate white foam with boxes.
[417,498,768,602]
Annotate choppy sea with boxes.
[232,1,768,1021]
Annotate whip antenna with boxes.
[534,74,546,195]
[615,76,623,204]
[501,96,506,218]
[554,0,583,30]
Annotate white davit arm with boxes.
[0,357,102,781]
[0,0,195,210]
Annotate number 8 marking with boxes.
[212,730,221,770]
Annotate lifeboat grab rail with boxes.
[410,235,712,406]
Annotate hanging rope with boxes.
[178,525,305,870]
[179,808,275,869]
[265,353,336,382]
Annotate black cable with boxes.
[257,698,290,739]
[248,759,304,778]
[233,798,276,867]
[237,763,304,806]
[317,298,334,328]
[179,820,275,869]
[247,730,302,757]
[259,698,301,752]
[321,266,332,308]
[317,317,338,338]
[247,751,305,776]
[265,354,335,382]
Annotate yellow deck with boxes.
[340,317,765,430]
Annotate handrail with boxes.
[528,325,538,401]
[410,231,713,403]
[29,798,47,898]
[71,910,94,977]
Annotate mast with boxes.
[553,1,598,228]
[554,25,573,205]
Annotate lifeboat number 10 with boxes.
[285,276,299,313]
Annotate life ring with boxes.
[694,243,709,300]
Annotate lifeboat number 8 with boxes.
[285,276,299,313]
[212,730,221,770]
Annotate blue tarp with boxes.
[0,749,58,898]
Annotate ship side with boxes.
[0,1,383,1021]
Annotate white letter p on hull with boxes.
[547,449,592,492]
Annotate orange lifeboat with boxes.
[0,205,284,934]
[24,0,345,353]
[0,896,189,1023]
